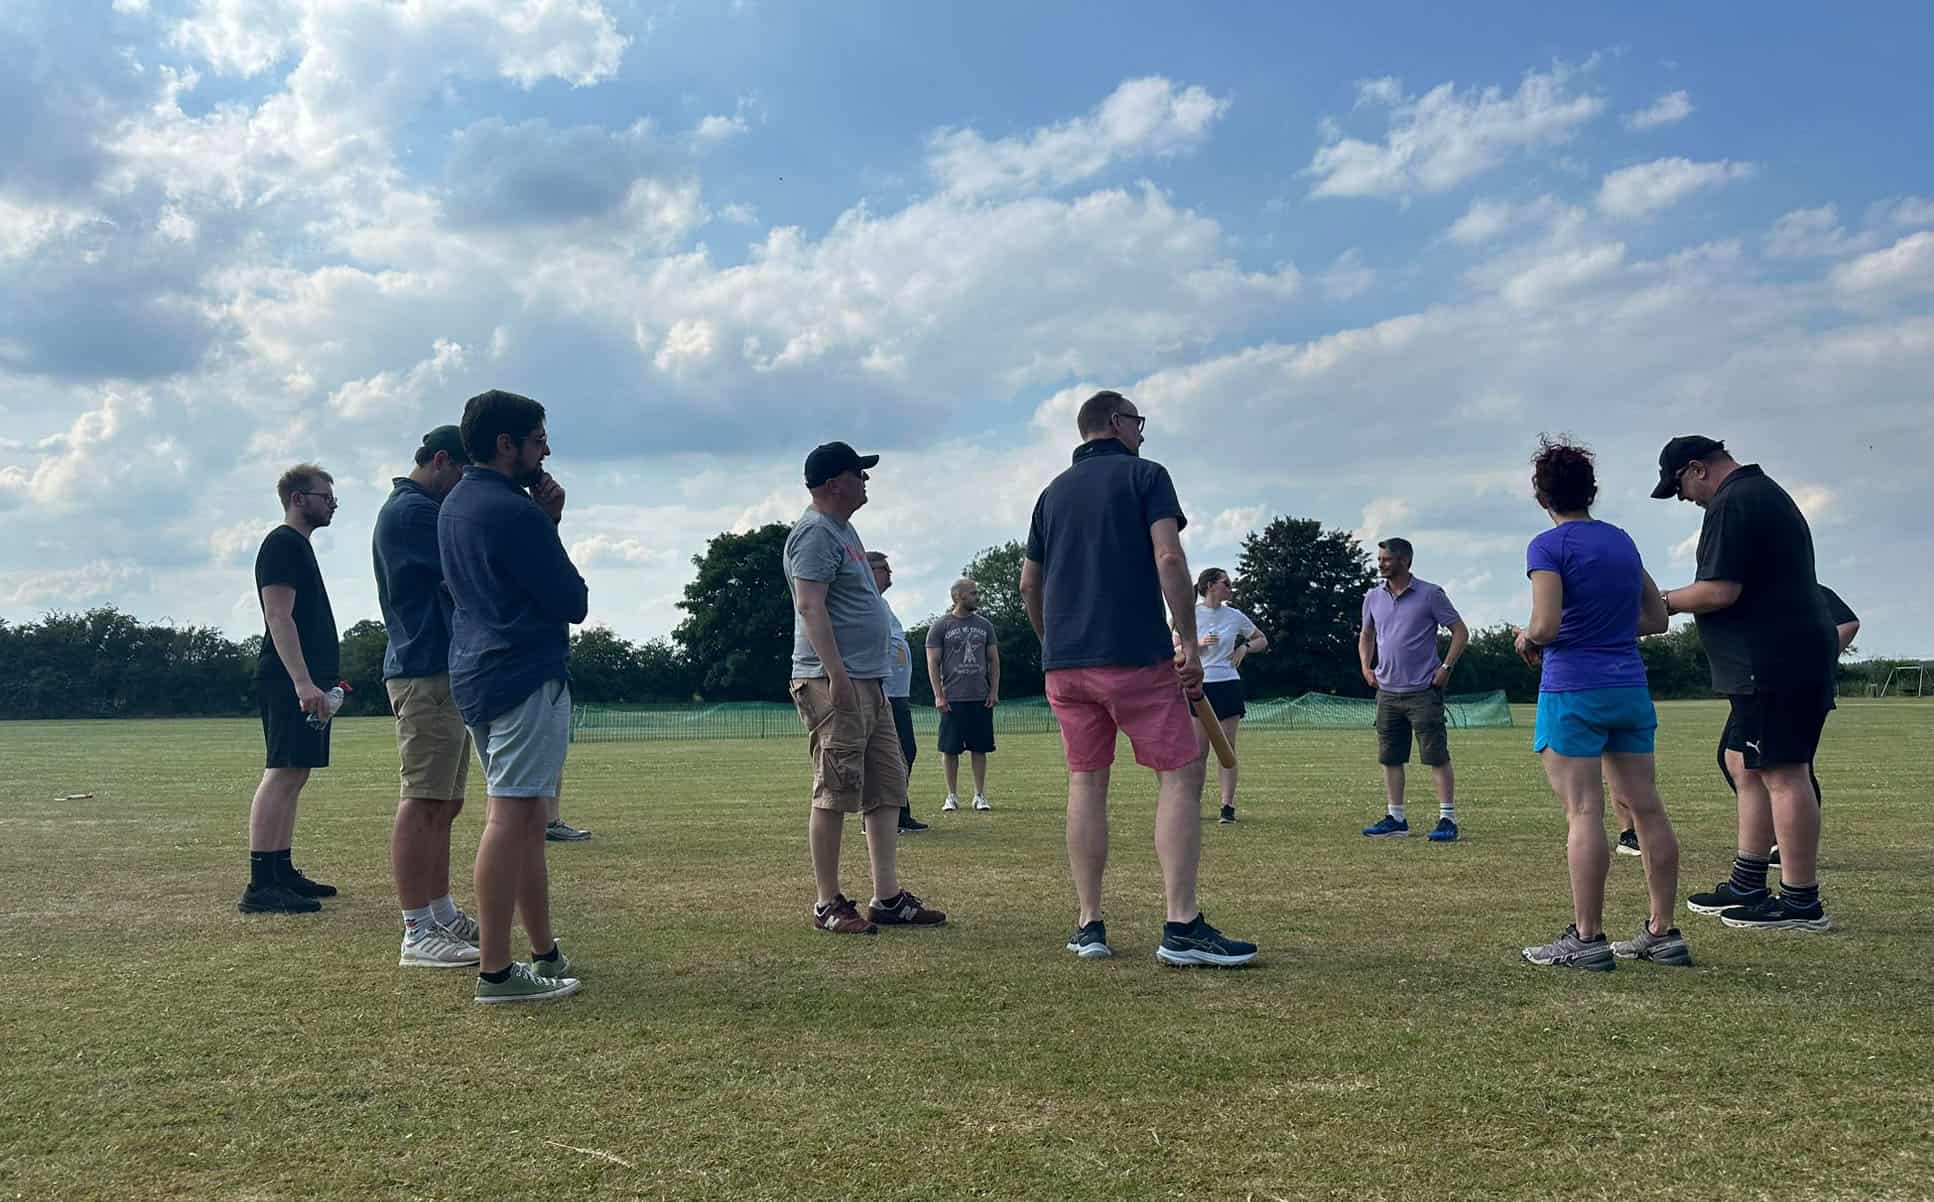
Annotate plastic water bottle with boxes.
[307,682,349,729]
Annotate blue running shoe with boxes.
[1362,815,1409,838]
[1427,818,1458,842]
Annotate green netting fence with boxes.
[571,690,1511,743]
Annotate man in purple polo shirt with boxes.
[1358,537,1469,841]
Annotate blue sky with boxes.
[3,1,1931,658]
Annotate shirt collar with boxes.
[1072,437,1132,464]
[1713,463,1763,498]
[390,477,434,501]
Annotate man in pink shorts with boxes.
[1020,390,1259,968]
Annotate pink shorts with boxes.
[1045,663,1202,773]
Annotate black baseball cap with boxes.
[1651,435,1726,499]
[417,424,470,465]
[804,441,879,488]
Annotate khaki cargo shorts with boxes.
[386,673,473,802]
[789,677,906,814]
[1376,687,1450,767]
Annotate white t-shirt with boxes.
[1195,604,1260,683]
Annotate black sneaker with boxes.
[899,816,929,833]
[282,866,338,898]
[1615,829,1641,857]
[1768,843,1781,867]
[1686,880,1770,916]
[1155,914,1258,968]
[1719,893,1830,933]
[1065,920,1112,959]
[238,882,322,914]
[1218,805,1236,825]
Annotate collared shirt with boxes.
[373,478,453,680]
[1026,438,1186,671]
[438,467,589,727]
[1362,576,1460,693]
[1693,464,1835,695]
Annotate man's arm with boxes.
[1020,557,1045,641]
[1150,517,1201,691]
[1433,619,1470,688]
[506,508,590,624]
[985,635,1000,707]
[1836,619,1859,655]
[1661,580,1743,616]
[925,645,948,712]
[1359,618,1378,690]
[260,585,325,716]
[791,578,852,708]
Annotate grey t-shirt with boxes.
[926,612,996,702]
[783,507,890,681]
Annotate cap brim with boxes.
[1649,478,1677,500]
[857,454,880,469]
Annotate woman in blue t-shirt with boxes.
[1514,437,1688,972]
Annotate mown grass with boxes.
[2,700,1930,1201]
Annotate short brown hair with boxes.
[1195,567,1228,598]
[865,550,889,567]
[1076,389,1132,436]
[276,463,333,508]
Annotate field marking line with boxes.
[544,1139,634,1168]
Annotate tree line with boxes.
[0,516,1911,719]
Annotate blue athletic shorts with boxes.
[1533,686,1657,757]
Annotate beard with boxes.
[514,465,545,489]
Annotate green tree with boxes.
[1228,516,1380,698]
[337,619,389,714]
[673,523,796,701]
[958,540,1043,699]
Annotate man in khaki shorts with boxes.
[784,441,949,936]
[375,426,482,967]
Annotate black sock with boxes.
[249,851,278,887]
[1729,852,1770,893]
[1163,913,1203,935]
[1781,881,1821,910]
[533,943,560,962]
[876,890,904,908]
[479,966,512,984]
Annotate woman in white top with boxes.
[1184,568,1268,824]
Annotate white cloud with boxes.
[1320,249,1375,300]
[693,113,748,145]
[2,560,150,606]
[1875,196,1934,229]
[928,76,1229,197]
[1445,195,1569,245]
[1765,206,1877,259]
[1307,63,1604,199]
[1831,231,1934,299]
[1624,90,1692,131]
[1596,157,1755,218]
[328,339,468,418]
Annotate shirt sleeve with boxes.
[1821,586,1857,626]
[1525,531,1562,578]
[255,531,304,591]
[1234,608,1260,639]
[1025,494,1047,563]
[786,522,845,583]
[1430,586,1462,627]
[1695,492,1749,584]
[1142,464,1186,531]
[925,618,945,649]
[505,504,590,624]
[1360,591,1374,629]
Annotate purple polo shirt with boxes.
[1362,577,1461,693]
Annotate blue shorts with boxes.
[1533,686,1657,757]
[467,678,572,798]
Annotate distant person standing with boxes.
[241,463,343,915]
[374,425,481,968]
[1021,389,1257,967]
[1654,436,1838,932]
[1358,538,1469,842]
[784,441,947,935]
[868,550,928,834]
[927,578,1001,813]
[1189,567,1268,825]
[440,389,588,1004]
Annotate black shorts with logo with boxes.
[259,679,331,769]
[1722,688,1830,771]
[937,702,996,755]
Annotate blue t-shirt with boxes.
[1525,519,1648,693]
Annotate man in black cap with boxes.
[1652,436,1837,932]
[375,425,482,968]
[783,442,948,936]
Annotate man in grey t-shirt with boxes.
[784,441,947,937]
[925,578,1001,812]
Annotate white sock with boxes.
[429,894,459,925]
[1388,803,1406,823]
[946,793,957,802]
[403,905,434,938]
[1439,802,1456,821]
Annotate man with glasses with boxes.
[241,464,343,915]
[785,442,948,935]
[1652,436,1838,933]
[440,390,588,1003]
[1021,391,1258,966]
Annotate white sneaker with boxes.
[972,794,991,811]
[442,910,480,944]
[400,926,481,968]
[942,795,959,812]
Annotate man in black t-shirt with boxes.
[1653,436,1835,932]
[241,463,343,916]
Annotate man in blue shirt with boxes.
[374,425,480,970]
[439,390,589,1004]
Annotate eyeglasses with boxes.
[845,469,870,481]
[296,491,338,506]
[1673,461,1702,495]
[1113,412,1147,432]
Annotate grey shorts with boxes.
[467,679,572,799]
[1376,688,1450,767]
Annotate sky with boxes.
[3,1,1932,658]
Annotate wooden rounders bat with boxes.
[1192,694,1237,769]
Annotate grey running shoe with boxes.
[442,910,481,945]
[1610,921,1693,966]
[1521,924,1616,972]
[545,819,592,842]
[399,926,481,969]
[474,962,581,1005]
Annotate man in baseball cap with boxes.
[1650,435,1727,500]
[803,441,879,488]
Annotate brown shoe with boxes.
[813,894,878,935]
[868,888,948,927]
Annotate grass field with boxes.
[3,700,1931,1201]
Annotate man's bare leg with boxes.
[1067,768,1110,925]
[1154,754,1208,922]
[249,767,309,852]
[808,806,845,906]
[474,795,541,973]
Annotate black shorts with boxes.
[938,702,996,755]
[1723,689,1830,771]
[259,679,330,769]
[1202,679,1246,721]
[890,696,917,770]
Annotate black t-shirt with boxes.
[1693,465,1835,695]
[1821,586,1857,628]
[255,525,340,685]
[1026,439,1186,671]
